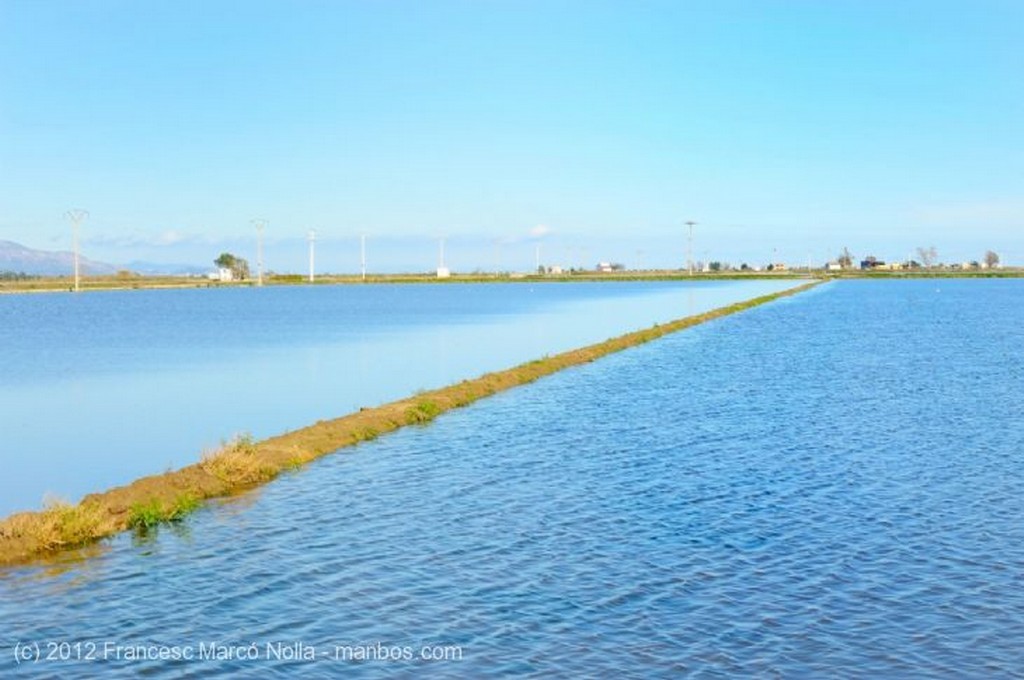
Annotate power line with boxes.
[64,209,89,292]
[685,220,697,276]
[308,230,316,283]
[250,219,267,285]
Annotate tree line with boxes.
[0,271,34,280]
[836,246,1001,269]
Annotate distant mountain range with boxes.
[0,240,208,276]
[0,239,119,275]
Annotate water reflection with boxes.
[2,280,1022,677]
[0,281,796,515]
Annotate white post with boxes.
[252,220,266,286]
[64,209,88,292]
[308,230,316,283]
[73,221,80,292]
[686,221,696,276]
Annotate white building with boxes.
[207,268,233,282]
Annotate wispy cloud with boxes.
[912,200,1024,228]
[490,224,554,246]
[528,224,551,240]
[83,230,215,248]
[153,229,190,246]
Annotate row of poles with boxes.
[252,220,368,284]
[306,223,700,280]
[62,210,698,291]
[62,212,369,289]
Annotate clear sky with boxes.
[1,0,1021,272]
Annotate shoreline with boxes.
[3,269,1022,295]
[0,280,821,567]
[1,271,816,295]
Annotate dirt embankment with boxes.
[0,281,820,567]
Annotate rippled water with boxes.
[0,279,796,515]
[2,279,1023,678]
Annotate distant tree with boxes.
[916,246,938,268]
[214,252,236,269]
[837,247,853,269]
[766,263,775,272]
[984,250,1000,268]
[233,258,250,280]
[739,263,750,271]
[709,261,723,272]
[214,252,250,280]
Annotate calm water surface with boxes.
[2,279,1022,678]
[0,280,795,515]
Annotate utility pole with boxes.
[252,219,266,285]
[535,243,541,272]
[308,230,316,283]
[360,233,366,281]
[686,220,697,276]
[65,209,88,292]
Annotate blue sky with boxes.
[1,0,1021,272]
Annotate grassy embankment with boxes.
[0,281,822,566]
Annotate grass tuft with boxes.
[127,494,200,529]
[357,427,380,441]
[406,399,442,424]
[201,434,279,485]
[0,499,104,552]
